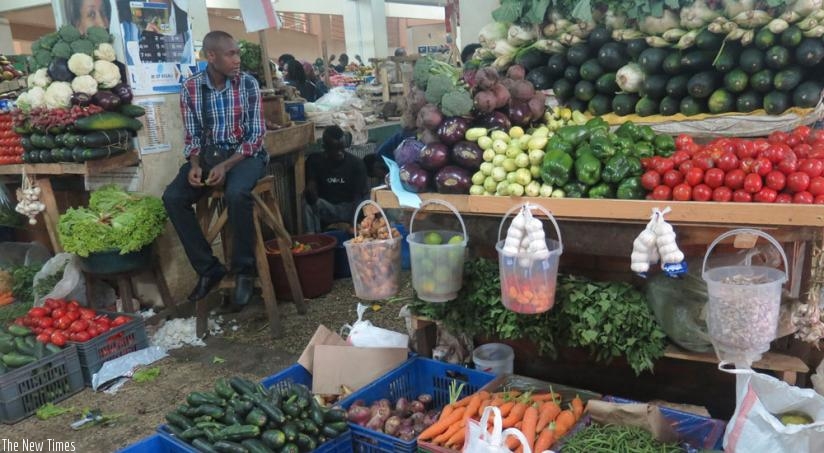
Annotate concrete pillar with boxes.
[342,0,389,62]
[0,18,13,54]
[459,0,497,51]
[187,0,210,47]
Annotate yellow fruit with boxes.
[448,235,464,245]
[778,411,814,426]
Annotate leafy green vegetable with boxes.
[36,403,75,420]
[11,264,40,304]
[562,424,682,452]
[133,367,161,383]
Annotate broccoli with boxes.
[30,39,42,54]
[413,57,435,90]
[51,41,72,59]
[425,74,454,105]
[34,50,52,70]
[440,89,474,117]
[58,25,81,43]
[85,26,112,45]
[70,39,95,56]
[39,32,59,50]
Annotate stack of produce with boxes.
[474,1,824,116]
[346,206,403,300]
[345,394,439,441]
[57,185,167,257]
[641,125,824,203]
[11,25,144,163]
[0,54,26,85]
[0,111,23,165]
[10,299,131,347]
[1,323,65,375]
[165,377,349,452]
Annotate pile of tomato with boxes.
[641,126,824,203]
[0,112,23,165]
[13,298,132,347]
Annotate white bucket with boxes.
[473,343,514,375]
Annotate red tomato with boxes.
[808,129,824,144]
[754,188,778,203]
[786,172,811,193]
[112,315,131,327]
[69,319,89,333]
[50,331,67,347]
[735,140,757,160]
[692,184,712,201]
[765,171,786,191]
[794,143,812,159]
[641,171,661,190]
[676,134,694,150]
[716,153,739,172]
[733,189,753,202]
[724,169,746,189]
[672,150,691,166]
[65,310,80,322]
[812,143,824,159]
[44,299,60,309]
[651,185,672,200]
[799,159,824,178]
[743,173,763,193]
[56,316,72,330]
[662,170,684,188]
[704,168,725,189]
[673,183,692,201]
[793,191,814,204]
[87,326,100,338]
[769,131,789,144]
[777,157,800,175]
[809,177,824,196]
[712,186,733,202]
[51,308,66,319]
[96,321,111,333]
[36,333,51,344]
[67,300,80,311]
[786,133,802,148]
[815,195,824,204]
[776,193,793,203]
[38,317,54,328]
[42,327,55,336]
[73,331,91,342]
[685,167,704,186]
[693,153,715,171]
[678,159,696,173]
[79,308,96,320]
[651,157,675,174]
[752,157,772,176]
[793,125,811,140]
[28,307,47,318]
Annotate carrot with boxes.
[520,405,539,453]
[571,395,584,420]
[464,394,483,424]
[418,406,465,441]
[499,401,516,417]
[506,433,521,451]
[493,390,522,398]
[454,390,489,408]
[536,400,561,432]
[533,423,557,453]
[440,404,455,421]
[445,423,466,448]
[553,409,576,438]
[502,402,528,428]
[433,422,463,446]
[530,393,560,403]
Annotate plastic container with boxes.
[285,101,306,121]
[78,245,153,275]
[340,357,495,453]
[266,233,336,300]
[68,311,149,385]
[0,345,84,424]
[472,343,514,375]
[325,229,354,279]
[495,204,563,314]
[117,434,188,453]
[407,200,468,302]
[602,396,727,451]
[703,229,788,366]
[343,201,402,300]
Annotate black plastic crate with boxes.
[68,311,149,385]
[0,345,84,424]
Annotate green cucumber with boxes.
[245,408,268,427]
[254,400,285,425]
[1,352,37,368]
[7,325,32,337]
[45,343,63,355]
[230,377,258,397]
[240,439,272,453]
[166,412,195,430]
[279,443,299,453]
[294,434,315,452]
[215,378,236,400]
[118,103,146,118]
[191,438,220,453]
[182,427,206,440]
[188,392,225,407]
[197,404,225,419]
[323,408,347,423]
[262,430,286,450]
[232,398,254,417]
[213,440,248,453]
[74,112,143,132]
[216,424,261,442]
[14,337,35,356]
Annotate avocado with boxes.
[566,44,591,66]
[525,66,554,90]
[736,91,763,112]
[754,28,776,50]
[713,44,741,73]
[680,50,715,72]
[666,74,690,98]
[587,94,612,116]
[515,47,549,71]
[625,38,649,59]
[662,51,683,75]
[547,54,567,77]
[635,96,658,117]
[612,93,640,116]
[781,25,803,48]
[564,65,581,83]
[595,72,618,94]
[641,74,668,100]
[553,78,574,101]
[680,97,705,116]
[574,80,596,102]
[695,29,723,51]
[764,91,790,115]
[774,67,803,91]
[588,26,612,50]
[796,38,824,67]
[567,98,588,113]
[597,43,629,71]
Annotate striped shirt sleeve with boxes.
[181,79,202,157]
[239,75,265,157]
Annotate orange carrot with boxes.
[454,390,490,408]
[506,433,521,450]
[433,422,463,446]
[499,401,516,417]
[418,406,465,441]
[502,402,528,428]
[571,395,584,420]
[534,423,557,453]
[464,394,483,424]
[530,393,561,402]
[445,424,467,448]
[553,409,576,438]
[520,405,539,453]
[440,404,455,420]
[536,401,561,432]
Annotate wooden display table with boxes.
[264,121,314,233]
[0,150,141,252]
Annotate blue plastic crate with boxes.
[159,424,353,453]
[602,396,726,451]
[117,434,187,452]
[340,357,495,453]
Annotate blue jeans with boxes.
[162,158,265,276]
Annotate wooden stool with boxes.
[84,249,175,315]
[195,175,305,339]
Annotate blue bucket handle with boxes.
[701,228,789,284]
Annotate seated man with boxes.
[304,126,369,232]
[162,30,267,310]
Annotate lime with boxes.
[447,235,464,245]
[423,232,443,245]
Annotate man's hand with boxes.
[205,163,227,186]
[187,164,204,187]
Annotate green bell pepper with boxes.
[625,156,643,177]
[632,141,655,159]
[546,135,574,154]
[653,134,676,157]
[590,135,615,161]
[616,176,646,199]
[556,125,589,146]
[574,143,592,159]
[562,181,588,198]
[587,182,615,199]
[637,125,656,143]
[574,151,602,186]
[602,154,630,183]
[614,121,638,140]
[585,117,610,136]
[541,149,574,186]
[611,135,634,154]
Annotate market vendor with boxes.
[304,126,369,233]
[162,30,266,311]
[284,59,319,102]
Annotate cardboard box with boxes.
[299,325,407,396]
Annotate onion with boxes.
[616,63,644,93]
[410,401,425,414]
[398,425,416,441]
[417,394,433,408]
[366,413,385,431]
[384,415,402,436]
[347,405,372,426]
[394,397,411,416]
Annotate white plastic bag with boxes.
[463,406,533,453]
[32,253,87,306]
[342,303,409,348]
[724,367,824,452]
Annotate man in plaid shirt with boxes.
[162,30,266,310]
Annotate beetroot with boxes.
[474,90,497,113]
[416,104,443,130]
[510,80,536,102]
[491,83,511,109]
[528,91,547,120]
[347,405,372,426]
[506,64,526,81]
[475,67,500,90]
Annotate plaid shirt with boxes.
[180,71,265,159]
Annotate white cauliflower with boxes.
[15,91,31,112]
[44,82,74,109]
[29,68,51,88]
[92,60,121,89]
[94,43,117,62]
[71,75,98,96]
[26,86,47,109]
[68,53,94,76]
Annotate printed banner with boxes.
[238,0,283,33]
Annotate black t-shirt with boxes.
[306,152,368,204]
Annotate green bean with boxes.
[560,424,682,453]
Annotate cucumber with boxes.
[254,400,285,425]
[774,67,803,91]
[588,26,612,50]
[232,398,255,417]
[596,43,628,71]
[793,81,823,108]
[796,38,824,67]
[695,29,723,50]
[216,424,261,442]
[574,80,595,102]
[240,439,272,453]
[552,79,574,101]
[294,433,316,452]
[177,405,201,418]
[74,112,143,132]
[79,129,131,148]
[230,377,258,397]
[281,422,299,442]
[662,51,683,75]
[280,443,299,453]
[754,28,776,50]
[1,352,37,368]
[638,48,668,74]
[245,408,268,427]
[0,336,14,354]
[20,136,34,151]
[45,343,63,355]
[587,94,612,116]
[687,71,718,99]
[750,69,775,93]
[197,404,226,419]
[680,51,715,72]
[14,337,35,356]
[579,59,604,82]
[723,69,748,94]
[612,93,639,116]
[764,91,790,115]
[213,440,248,453]
[118,103,146,118]
[63,134,81,147]
[325,421,347,433]
[188,392,225,407]
[708,89,735,114]
[765,46,791,70]
[166,412,195,430]
[739,48,765,74]
[736,91,763,113]
[164,424,187,439]
[33,341,45,359]
[680,97,705,116]
[547,54,566,77]
[640,74,668,100]
[321,425,341,439]
[215,378,236,400]
[222,406,242,426]
[713,43,741,73]
[7,325,32,337]
[182,427,206,440]
[566,44,590,66]
[262,430,286,450]
[781,25,803,48]
[595,73,618,94]
[563,65,580,83]
[192,438,220,453]
[323,408,347,423]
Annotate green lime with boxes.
[423,232,443,245]
[448,235,464,245]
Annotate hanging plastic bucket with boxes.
[703,228,788,366]
[343,200,402,300]
[472,343,515,375]
[407,199,468,302]
[495,204,563,314]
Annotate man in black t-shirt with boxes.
[304,126,368,232]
